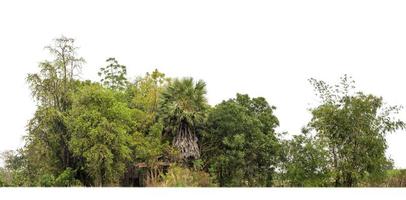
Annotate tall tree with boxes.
[308,75,405,186]
[26,36,84,174]
[124,70,173,186]
[98,57,128,90]
[203,94,281,186]
[68,84,134,186]
[159,78,208,161]
[128,69,170,132]
[27,36,84,110]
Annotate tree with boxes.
[307,75,405,186]
[279,130,331,187]
[130,122,176,186]
[25,36,85,177]
[27,36,84,110]
[68,84,134,186]
[14,36,406,188]
[98,57,128,90]
[0,150,29,186]
[203,94,281,186]
[127,69,170,132]
[119,70,173,186]
[159,78,209,161]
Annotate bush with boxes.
[55,168,82,187]
[384,169,406,187]
[159,165,216,187]
[37,174,55,187]
[0,172,4,187]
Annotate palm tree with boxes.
[160,78,208,160]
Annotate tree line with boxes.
[0,36,405,187]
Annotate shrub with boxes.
[55,168,82,187]
[159,165,216,187]
[384,169,406,187]
[37,174,55,187]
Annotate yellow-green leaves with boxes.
[68,84,133,186]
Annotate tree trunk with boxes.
[173,122,200,160]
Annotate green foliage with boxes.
[160,78,209,160]
[25,107,68,176]
[131,69,169,112]
[308,75,405,186]
[127,69,170,132]
[24,36,85,184]
[131,122,177,186]
[0,150,30,186]
[132,122,179,167]
[27,36,84,109]
[279,131,331,187]
[133,123,166,163]
[54,168,82,187]
[68,84,134,186]
[0,170,4,187]
[37,174,56,187]
[119,70,174,186]
[203,94,281,187]
[5,37,405,188]
[98,57,128,90]
[382,169,406,187]
[159,165,216,187]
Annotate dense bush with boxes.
[159,165,216,187]
[381,169,406,187]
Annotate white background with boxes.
[0,0,406,170]
[1,188,406,200]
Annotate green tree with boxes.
[98,57,128,90]
[203,94,281,186]
[0,150,29,186]
[25,36,85,181]
[279,130,331,187]
[130,122,178,186]
[127,69,170,132]
[120,70,173,186]
[54,168,82,186]
[0,169,4,187]
[131,69,169,112]
[68,84,134,186]
[27,36,84,110]
[159,78,209,161]
[308,75,405,187]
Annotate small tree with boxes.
[280,130,331,187]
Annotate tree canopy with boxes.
[306,75,405,186]
[202,94,281,186]
[0,37,405,187]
